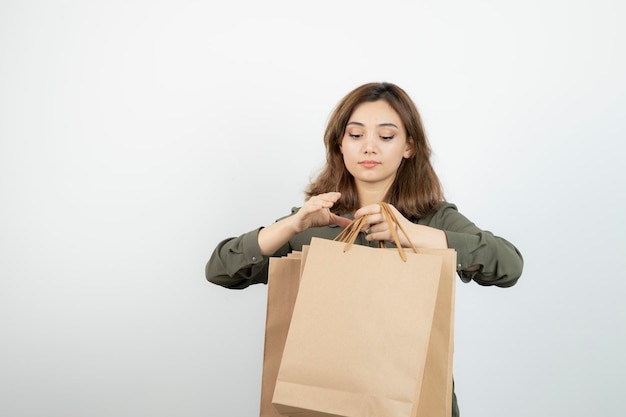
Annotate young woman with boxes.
[206,82,524,416]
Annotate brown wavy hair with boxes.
[305,82,444,220]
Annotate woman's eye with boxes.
[348,133,362,139]
[380,135,395,141]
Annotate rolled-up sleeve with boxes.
[431,204,523,288]
[206,228,286,289]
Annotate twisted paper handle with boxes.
[334,202,418,262]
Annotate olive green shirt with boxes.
[206,202,523,289]
[205,202,523,417]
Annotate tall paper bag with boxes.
[272,237,443,417]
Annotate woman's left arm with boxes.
[356,202,523,287]
[425,203,523,287]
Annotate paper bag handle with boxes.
[334,202,418,262]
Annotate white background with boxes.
[1,1,625,416]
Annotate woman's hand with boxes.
[292,192,352,232]
[258,192,350,255]
[354,203,448,249]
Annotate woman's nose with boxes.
[363,134,378,154]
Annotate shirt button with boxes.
[252,256,257,262]
[457,263,462,269]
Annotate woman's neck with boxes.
[356,180,393,208]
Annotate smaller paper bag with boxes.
[259,254,302,417]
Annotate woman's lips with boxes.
[359,160,380,168]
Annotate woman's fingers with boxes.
[366,218,394,238]
[356,204,405,243]
[353,203,380,219]
[296,192,344,230]
[309,192,341,209]
[302,192,338,213]
[330,213,352,228]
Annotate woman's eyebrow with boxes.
[346,121,399,128]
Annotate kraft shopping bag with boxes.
[272,203,455,417]
[412,247,456,417]
[259,254,302,417]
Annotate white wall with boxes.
[1,1,624,416]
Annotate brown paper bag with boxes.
[272,203,456,417]
[412,247,456,417]
[259,254,302,417]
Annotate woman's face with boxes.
[340,100,413,190]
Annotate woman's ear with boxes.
[403,137,415,158]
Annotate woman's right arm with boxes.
[205,228,290,289]
[205,192,350,289]
[205,214,305,290]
